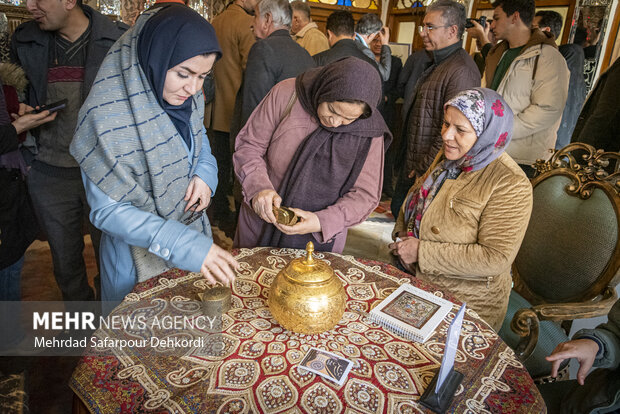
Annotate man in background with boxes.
[234,0,314,133]
[482,0,568,176]
[313,10,377,70]
[355,13,391,81]
[370,35,401,197]
[571,56,619,152]
[391,0,480,217]
[11,0,127,300]
[209,0,256,225]
[290,0,328,56]
[532,10,586,150]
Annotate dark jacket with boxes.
[235,29,314,132]
[571,56,620,152]
[556,43,587,149]
[10,5,128,107]
[313,38,378,70]
[539,300,620,414]
[397,49,432,121]
[563,299,620,414]
[0,84,36,269]
[400,43,481,178]
[380,55,402,133]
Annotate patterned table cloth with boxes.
[70,247,546,413]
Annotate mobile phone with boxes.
[28,99,68,114]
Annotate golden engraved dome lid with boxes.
[282,242,334,284]
[268,242,347,334]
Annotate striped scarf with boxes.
[70,10,209,282]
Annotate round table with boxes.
[71,247,546,413]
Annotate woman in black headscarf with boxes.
[233,57,391,252]
[71,5,238,301]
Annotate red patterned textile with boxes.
[70,248,546,413]
[47,66,85,83]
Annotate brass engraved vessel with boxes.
[268,242,347,334]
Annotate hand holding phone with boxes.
[11,103,57,134]
[27,99,68,115]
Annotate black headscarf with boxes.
[138,5,221,148]
[260,57,392,251]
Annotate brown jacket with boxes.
[393,152,533,330]
[293,22,329,56]
[209,4,255,132]
[402,45,480,179]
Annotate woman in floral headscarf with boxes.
[389,88,533,331]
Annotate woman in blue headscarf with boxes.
[71,5,238,301]
[389,88,533,331]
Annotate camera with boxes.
[465,16,487,29]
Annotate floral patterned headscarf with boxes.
[403,88,513,237]
[442,88,513,173]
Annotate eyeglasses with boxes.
[418,24,451,34]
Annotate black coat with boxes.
[0,94,37,269]
[571,57,620,152]
[234,29,315,133]
[313,39,378,70]
[379,55,403,133]
[556,44,586,149]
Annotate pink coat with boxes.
[233,78,384,252]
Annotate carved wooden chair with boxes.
[498,143,620,382]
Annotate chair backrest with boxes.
[513,143,620,305]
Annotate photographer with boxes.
[466,16,496,73]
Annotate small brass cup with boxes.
[273,206,298,226]
[198,286,231,317]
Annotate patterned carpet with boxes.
[10,199,396,413]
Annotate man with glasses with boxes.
[391,0,479,218]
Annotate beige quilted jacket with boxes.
[393,152,533,331]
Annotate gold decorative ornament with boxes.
[532,143,619,199]
[273,206,298,226]
[268,242,347,334]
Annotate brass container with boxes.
[272,206,298,226]
[198,286,231,316]
[268,242,347,334]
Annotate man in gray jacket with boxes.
[354,13,391,82]
[11,0,127,300]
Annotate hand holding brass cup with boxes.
[273,206,298,226]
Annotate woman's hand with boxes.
[393,231,409,240]
[11,103,57,134]
[201,243,239,286]
[252,189,281,224]
[545,339,600,385]
[389,236,420,266]
[185,176,212,212]
[274,208,321,235]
